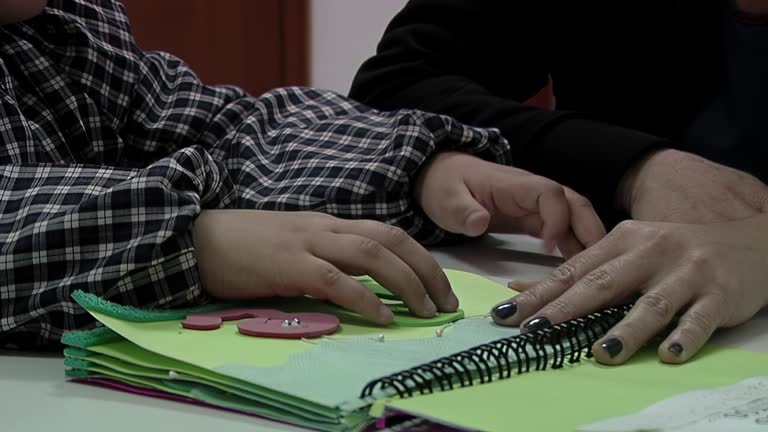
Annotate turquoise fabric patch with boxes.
[216,318,519,410]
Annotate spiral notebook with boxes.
[61,270,768,431]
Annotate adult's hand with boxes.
[491,214,768,364]
[619,149,768,223]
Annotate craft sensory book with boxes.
[62,269,768,431]
[63,270,516,430]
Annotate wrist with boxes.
[413,151,459,203]
[615,148,671,214]
[192,210,217,297]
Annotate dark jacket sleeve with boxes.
[349,0,671,223]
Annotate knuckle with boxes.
[317,264,343,290]
[613,219,661,241]
[569,193,594,209]
[364,220,410,246]
[532,176,565,196]
[646,227,677,249]
[519,284,550,307]
[550,262,579,287]
[543,298,573,319]
[432,264,449,288]
[610,220,642,243]
[381,223,411,246]
[580,268,614,294]
[303,211,336,229]
[637,292,676,322]
[679,309,716,337]
[614,219,642,235]
[300,210,329,220]
[402,272,425,298]
[632,226,684,256]
[357,237,384,257]
[545,183,567,199]
[684,252,715,276]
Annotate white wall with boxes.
[310,0,407,95]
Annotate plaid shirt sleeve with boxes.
[0,0,510,349]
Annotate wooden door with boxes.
[120,0,308,97]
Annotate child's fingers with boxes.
[534,182,573,246]
[507,280,540,292]
[491,176,573,247]
[302,257,393,325]
[308,232,438,318]
[564,187,606,248]
[331,219,457,312]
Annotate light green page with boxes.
[65,351,332,423]
[81,269,515,408]
[64,361,353,431]
[65,345,378,432]
[83,340,334,418]
[386,344,768,431]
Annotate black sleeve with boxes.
[349,0,671,223]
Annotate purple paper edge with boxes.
[71,377,262,417]
[70,378,466,431]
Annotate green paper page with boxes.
[64,362,353,430]
[83,340,335,418]
[75,269,516,411]
[64,351,332,423]
[64,344,377,432]
[66,370,368,432]
[386,344,768,431]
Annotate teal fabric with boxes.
[216,318,521,411]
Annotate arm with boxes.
[349,0,671,222]
[0,1,239,349]
[1,0,517,349]
[124,47,515,245]
[0,148,230,349]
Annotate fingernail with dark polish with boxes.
[524,317,552,333]
[668,343,684,357]
[601,338,623,358]
[492,302,517,319]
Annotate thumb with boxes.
[450,186,491,237]
[463,205,491,237]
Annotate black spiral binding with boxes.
[359,303,633,399]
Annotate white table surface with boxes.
[2,234,767,432]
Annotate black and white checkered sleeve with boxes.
[125,50,512,243]
[0,0,511,349]
[0,147,233,349]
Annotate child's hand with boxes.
[415,152,606,258]
[192,210,456,324]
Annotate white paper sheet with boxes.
[578,376,768,432]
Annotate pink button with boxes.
[237,313,340,339]
[181,309,290,330]
[182,309,339,339]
